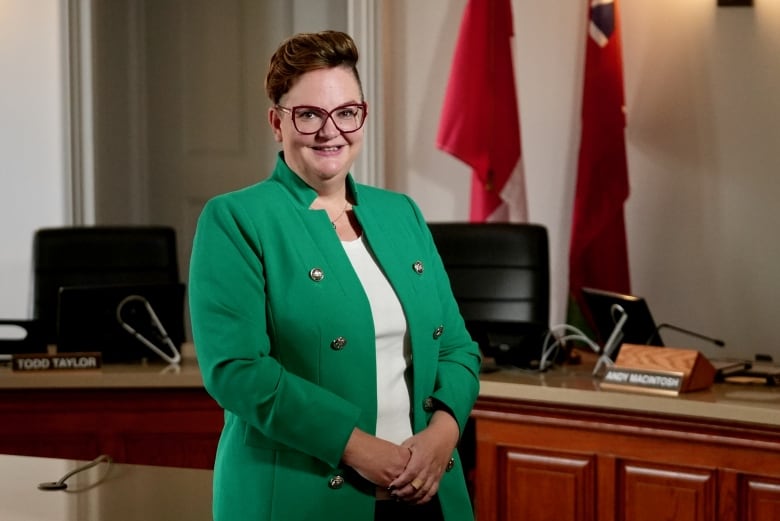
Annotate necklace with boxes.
[330,202,349,229]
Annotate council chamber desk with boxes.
[474,360,780,521]
[0,344,223,469]
[2,347,780,520]
[0,454,212,521]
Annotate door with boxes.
[91,0,351,338]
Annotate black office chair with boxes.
[32,226,181,347]
[428,222,550,368]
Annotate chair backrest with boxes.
[32,226,180,345]
[428,222,550,367]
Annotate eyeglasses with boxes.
[275,102,367,135]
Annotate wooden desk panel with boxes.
[0,387,222,469]
[473,396,780,521]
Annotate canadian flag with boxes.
[436,0,527,222]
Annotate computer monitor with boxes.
[581,287,664,356]
[32,226,180,346]
[56,282,185,363]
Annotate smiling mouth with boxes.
[311,145,343,152]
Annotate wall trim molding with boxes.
[348,0,384,188]
[125,0,150,224]
[65,0,94,225]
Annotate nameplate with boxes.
[600,344,716,395]
[11,352,102,372]
[601,367,684,395]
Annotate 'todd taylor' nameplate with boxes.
[11,352,102,372]
[601,366,684,395]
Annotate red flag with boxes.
[437,0,527,222]
[569,0,631,309]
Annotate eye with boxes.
[336,106,359,119]
[295,108,324,121]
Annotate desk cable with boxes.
[539,304,628,373]
[539,324,601,372]
[116,295,181,365]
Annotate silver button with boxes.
[309,267,324,282]
[330,337,347,351]
[412,261,424,274]
[433,325,444,339]
[423,397,435,412]
[328,475,344,489]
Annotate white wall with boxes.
[0,0,69,319]
[383,0,780,362]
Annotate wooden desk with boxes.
[0,345,223,469]
[0,454,212,521]
[4,346,780,521]
[474,361,780,521]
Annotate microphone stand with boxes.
[592,304,628,377]
[652,323,726,348]
[38,454,112,491]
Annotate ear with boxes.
[268,106,283,143]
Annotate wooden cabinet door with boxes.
[618,461,717,521]
[498,448,597,521]
[742,475,780,521]
[474,443,596,521]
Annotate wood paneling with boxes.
[620,462,716,521]
[473,397,780,521]
[501,448,595,521]
[0,388,222,469]
[743,475,780,521]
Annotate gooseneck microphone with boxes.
[116,295,181,365]
[592,304,629,376]
[37,454,112,491]
[653,323,726,348]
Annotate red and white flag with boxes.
[436,0,527,222]
[569,0,631,307]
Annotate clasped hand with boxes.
[343,411,460,505]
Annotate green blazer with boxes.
[189,154,481,521]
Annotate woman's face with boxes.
[269,66,365,191]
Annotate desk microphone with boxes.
[116,295,181,365]
[592,304,628,376]
[653,323,725,348]
[38,454,112,491]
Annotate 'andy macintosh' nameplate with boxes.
[602,366,684,395]
[600,344,716,395]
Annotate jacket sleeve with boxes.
[408,197,482,435]
[189,196,361,468]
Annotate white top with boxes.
[341,235,413,444]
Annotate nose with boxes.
[317,113,341,139]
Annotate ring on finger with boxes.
[410,478,423,490]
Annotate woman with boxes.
[189,30,481,521]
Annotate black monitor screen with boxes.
[56,282,185,363]
[32,226,180,345]
[581,287,664,355]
